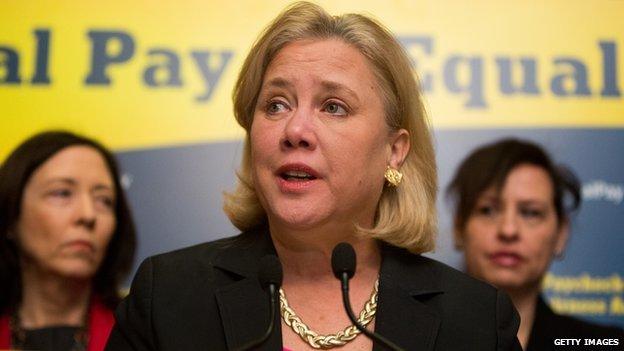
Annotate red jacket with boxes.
[0,297,115,351]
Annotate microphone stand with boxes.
[338,272,405,351]
[332,242,404,350]
[235,254,282,351]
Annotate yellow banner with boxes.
[2,0,624,159]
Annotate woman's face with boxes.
[16,146,117,280]
[250,39,409,230]
[460,164,568,292]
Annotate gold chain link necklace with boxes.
[279,279,379,349]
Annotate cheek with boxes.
[330,128,387,182]
[93,215,116,262]
[463,220,492,254]
[527,225,560,263]
[330,149,381,196]
[97,215,116,246]
[250,120,278,169]
[16,206,66,258]
[461,221,495,271]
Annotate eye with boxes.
[45,188,73,206]
[50,189,72,198]
[95,195,115,211]
[266,100,288,115]
[322,101,348,116]
[519,207,544,219]
[475,204,498,217]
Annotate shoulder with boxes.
[528,297,624,349]
[132,228,270,292]
[0,313,9,349]
[383,245,499,297]
[380,247,521,349]
[108,233,261,351]
[557,314,624,342]
[403,253,509,314]
[538,299,624,338]
[146,235,239,271]
[381,246,517,323]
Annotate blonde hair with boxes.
[224,1,437,253]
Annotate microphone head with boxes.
[331,242,356,280]
[258,255,283,288]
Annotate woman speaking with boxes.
[107,2,521,350]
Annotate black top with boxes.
[19,326,83,351]
[527,295,624,350]
[106,227,522,350]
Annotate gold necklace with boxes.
[279,279,379,349]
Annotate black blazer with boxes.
[527,296,624,350]
[106,227,521,350]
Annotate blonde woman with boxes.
[107,3,521,350]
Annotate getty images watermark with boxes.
[554,338,620,347]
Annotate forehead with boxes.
[263,38,379,92]
[29,146,113,186]
[499,164,554,201]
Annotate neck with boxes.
[18,262,92,329]
[269,220,381,285]
[505,284,540,350]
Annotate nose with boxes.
[281,108,317,151]
[497,208,519,242]
[76,193,97,231]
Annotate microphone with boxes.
[235,255,283,351]
[331,243,405,351]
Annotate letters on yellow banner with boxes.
[2,30,622,108]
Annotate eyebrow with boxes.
[476,192,497,200]
[477,194,548,207]
[44,178,78,188]
[517,199,548,206]
[319,81,360,104]
[262,77,294,91]
[261,78,361,104]
[45,177,114,192]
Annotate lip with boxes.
[275,163,321,193]
[63,240,96,253]
[488,251,524,268]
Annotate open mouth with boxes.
[280,170,317,181]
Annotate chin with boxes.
[54,261,99,280]
[269,199,333,229]
[274,210,325,230]
[483,272,530,292]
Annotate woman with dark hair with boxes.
[0,130,136,351]
[447,138,623,350]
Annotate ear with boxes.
[388,129,410,168]
[554,220,570,258]
[454,227,465,250]
[5,227,18,244]
[452,217,466,250]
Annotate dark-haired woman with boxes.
[0,131,136,351]
[448,138,624,350]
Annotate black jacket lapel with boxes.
[212,228,282,350]
[215,278,282,350]
[211,230,444,351]
[374,245,443,351]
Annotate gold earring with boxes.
[384,166,403,187]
